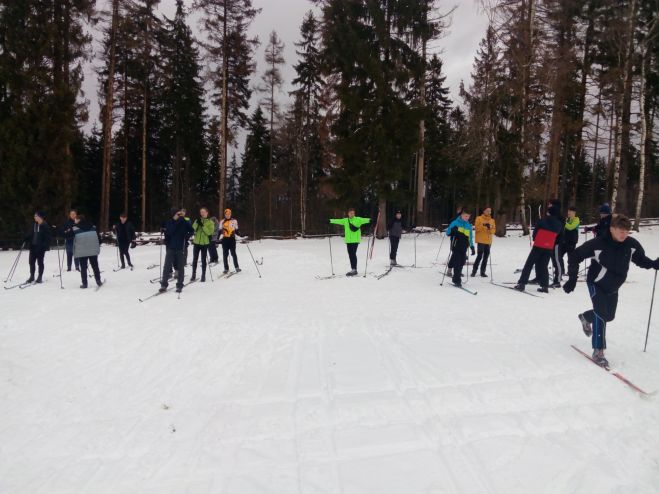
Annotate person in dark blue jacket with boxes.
[60,209,80,271]
[564,214,659,366]
[113,213,136,269]
[585,203,612,239]
[160,208,194,293]
[445,209,474,287]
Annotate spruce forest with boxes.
[1,0,658,241]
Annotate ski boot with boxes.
[537,286,549,293]
[513,283,525,292]
[578,313,592,337]
[592,349,608,367]
[26,276,35,284]
[159,286,167,294]
[223,270,229,274]
[346,269,358,277]
[175,286,183,293]
[550,280,561,289]
[471,269,477,277]
[96,278,103,287]
[200,274,206,282]
[190,272,197,282]
[80,284,88,289]
[35,276,43,284]
[236,268,241,273]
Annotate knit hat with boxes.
[547,205,559,216]
[170,207,180,217]
[599,203,612,214]
[34,211,45,219]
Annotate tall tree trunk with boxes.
[100,0,119,232]
[610,0,636,213]
[589,86,602,213]
[141,13,150,232]
[218,4,228,218]
[518,0,535,235]
[634,43,650,231]
[123,54,129,216]
[268,68,274,230]
[416,36,427,226]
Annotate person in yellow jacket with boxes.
[190,207,215,282]
[329,208,371,276]
[471,207,496,277]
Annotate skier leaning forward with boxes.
[329,208,371,276]
[563,214,659,367]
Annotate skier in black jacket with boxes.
[24,211,52,283]
[160,208,194,293]
[585,203,612,239]
[388,211,404,266]
[564,214,659,366]
[514,206,563,293]
[59,209,80,271]
[547,199,565,287]
[113,213,136,269]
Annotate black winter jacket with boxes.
[25,222,52,252]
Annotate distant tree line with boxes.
[1,0,657,240]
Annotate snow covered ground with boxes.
[2,229,659,493]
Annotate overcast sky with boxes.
[83,0,489,148]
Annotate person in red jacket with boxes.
[514,206,563,293]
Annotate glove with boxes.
[130,241,137,249]
[470,246,475,256]
[484,223,491,229]
[653,258,659,270]
[563,278,577,293]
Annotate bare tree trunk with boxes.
[218,4,228,218]
[268,73,274,230]
[610,0,636,213]
[100,0,119,232]
[123,55,129,216]
[416,37,427,226]
[634,42,650,231]
[140,11,150,232]
[589,86,602,211]
[518,0,535,235]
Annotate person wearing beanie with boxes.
[514,206,563,293]
[559,206,580,276]
[388,210,404,266]
[72,215,103,288]
[59,209,80,272]
[445,209,475,287]
[547,199,565,288]
[471,207,496,278]
[585,203,612,239]
[563,214,659,367]
[329,208,371,276]
[190,207,215,282]
[160,208,194,293]
[219,208,240,274]
[23,211,52,283]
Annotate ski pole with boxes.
[245,241,261,278]
[4,241,25,283]
[158,231,164,283]
[55,236,64,289]
[206,248,214,282]
[328,236,334,276]
[643,270,657,352]
[489,248,494,283]
[440,249,452,286]
[115,233,120,269]
[434,233,445,262]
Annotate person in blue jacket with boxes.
[445,209,474,287]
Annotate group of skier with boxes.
[328,202,659,367]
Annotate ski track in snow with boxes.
[2,231,659,493]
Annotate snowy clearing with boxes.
[2,231,659,493]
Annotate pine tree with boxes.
[239,107,270,235]
[194,0,260,218]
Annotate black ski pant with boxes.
[65,239,79,270]
[222,237,239,271]
[347,243,359,270]
[162,248,185,289]
[472,243,490,275]
[518,247,551,288]
[550,244,563,283]
[389,235,400,261]
[191,244,208,277]
[118,241,132,268]
[583,282,618,350]
[79,256,101,286]
[28,246,45,281]
[448,247,467,285]
[559,242,576,277]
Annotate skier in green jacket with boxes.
[190,207,215,282]
[329,208,371,276]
